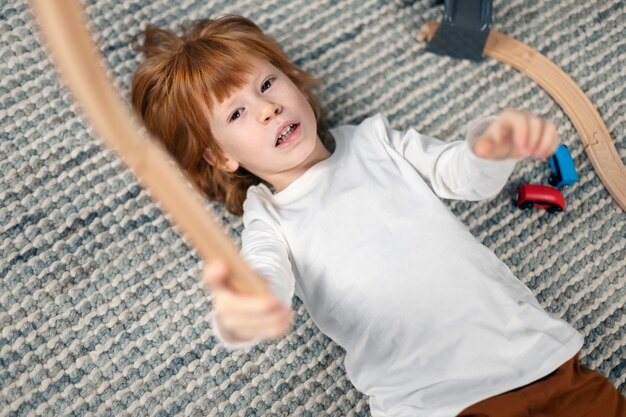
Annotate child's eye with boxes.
[261,78,274,93]
[229,109,242,122]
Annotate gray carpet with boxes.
[1,0,624,415]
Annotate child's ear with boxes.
[203,149,239,173]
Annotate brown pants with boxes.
[458,353,626,417]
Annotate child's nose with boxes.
[259,101,282,123]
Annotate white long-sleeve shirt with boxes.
[213,113,583,417]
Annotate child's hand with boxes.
[472,109,560,161]
[203,261,294,344]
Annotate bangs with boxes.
[177,39,262,111]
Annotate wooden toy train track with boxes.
[419,21,626,212]
[30,0,267,293]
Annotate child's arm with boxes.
[384,109,559,200]
[203,216,296,350]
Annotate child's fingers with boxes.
[219,306,294,339]
[489,118,507,147]
[475,118,512,160]
[500,109,529,156]
[203,261,281,314]
[215,290,283,315]
[473,135,495,158]
[527,116,545,157]
[203,260,272,295]
[202,260,230,290]
[535,122,560,159]
[232,318,291,340]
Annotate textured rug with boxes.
[1,0,624,415]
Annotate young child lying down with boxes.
[131,15,626,417]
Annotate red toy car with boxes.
[516,184,566,213]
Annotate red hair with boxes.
[131,15,328,215]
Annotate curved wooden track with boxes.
[30,0,266,293]
[419,21,626,212]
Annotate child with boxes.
[131,15,626,417]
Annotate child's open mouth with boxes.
[275,123,301,148]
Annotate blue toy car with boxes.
[548,144,578,188]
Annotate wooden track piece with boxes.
[29,0,267,293]
[419,21,626,212]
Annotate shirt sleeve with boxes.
[240,217,296,308]
[211,197,296,351]
[382,115,518,201]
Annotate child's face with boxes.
[206,58,329,191]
